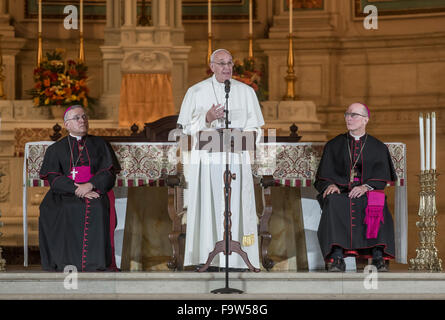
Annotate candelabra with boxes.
[409,169,442,271]
[283,33,297,100]
[79,32,85,63]
[248,34,254,61]
[206,33,213,66]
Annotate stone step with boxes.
[1,272,445,299]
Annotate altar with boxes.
[23,141,407,271]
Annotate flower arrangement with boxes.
[27,49,94,109]
[232,58,268,101]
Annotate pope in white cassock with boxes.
[177,49,265,270]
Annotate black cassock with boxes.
[314,133,397,262]
[39,135,121,271]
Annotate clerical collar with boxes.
[349,132,366,141]
[69,134,85,141]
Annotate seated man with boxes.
[315,103,396,272]
[39,105,121,272]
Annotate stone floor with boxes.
[1,264,445,300]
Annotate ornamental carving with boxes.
[0,161,10,202]
[121,51,172,73]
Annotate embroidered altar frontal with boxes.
[24,142,406,188]
[23,141,408,265]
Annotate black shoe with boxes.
[371,258,388,272]
[328,258,346,272]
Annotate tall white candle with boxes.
[289,0,293,34]
[419,113,425,171]
[426,113,431,171]
[80,0,83,33]
[249,0,253,35]
[432,112,436,170]
[208,0,211,34]
[38,0,42,33]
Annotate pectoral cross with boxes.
[71,168,78,180]
[350,169,356,183]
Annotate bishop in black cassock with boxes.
[39,105,121,272]
[315,103,396,272]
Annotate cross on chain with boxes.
[71,168,78,180]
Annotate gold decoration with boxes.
[409,169,442,271]
[283,34,297,100]
[37,33,43,66]
[248,34,254,61]
[206,34,213,66]
[79,33,85,63]
[242,234,255,247]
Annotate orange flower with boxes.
[43,78,51,87]
[64,87,72,96]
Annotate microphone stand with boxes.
[198,80,260,294]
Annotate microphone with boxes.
[224,79,231,94]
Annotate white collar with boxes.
[69,134,83,141]
[350,132,365,141]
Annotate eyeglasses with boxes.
[212,61,234,68]
[344,112,368,119]
[66,114,88,122]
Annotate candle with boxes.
[289,0,293,34]
[208,0,211,34]
[432,112,436,170]
[80,0,83,33]
[419,113,425,171]
[38,0,42,33]
[426,113,430,171]
[249,0,253,35]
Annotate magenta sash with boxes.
[364,190,385,239]
[107,189,118,271]
[68,165,93,183]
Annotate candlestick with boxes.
[249,0,253,35]
[419,113,425,171]
[80,0,83,33]
[208,0,211,34]
[289,0,293,34]
[426,113,431,171]
[432,112,436,170]
[38,0,42,33]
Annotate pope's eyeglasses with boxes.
[212,61,234,67]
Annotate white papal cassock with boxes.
[177,74,265,269]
